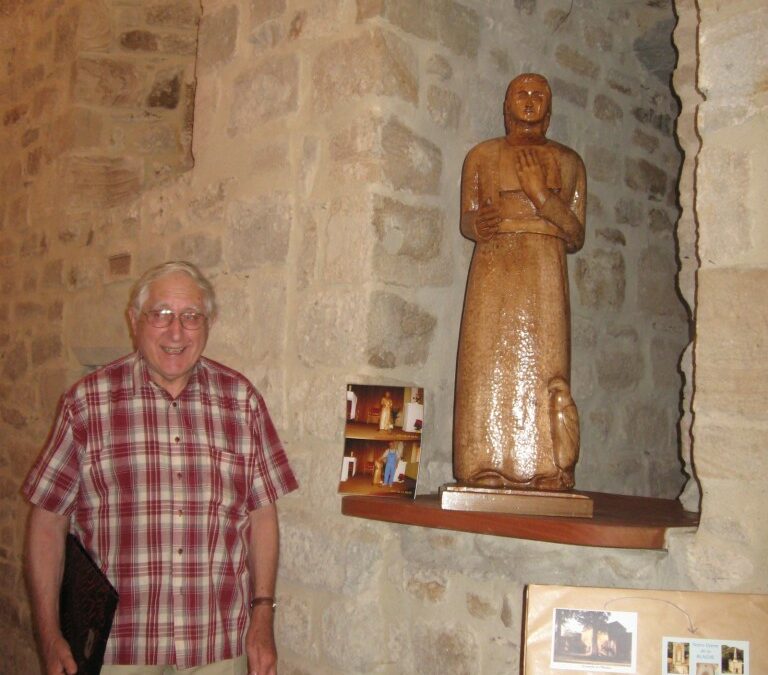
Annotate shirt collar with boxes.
[130,352,205,400]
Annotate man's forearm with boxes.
[248,503,279,599]
[26,506,69,642]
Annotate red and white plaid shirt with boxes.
[23,353,298,667]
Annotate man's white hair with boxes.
[129,260,218,320]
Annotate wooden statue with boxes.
[453,73,585,491]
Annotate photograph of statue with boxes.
[339,384,424,498]
[453,73,586,491]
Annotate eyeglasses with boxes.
[143,309,207,330]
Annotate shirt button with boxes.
[177,548,183,555]
[174,436,180,443]
[177,509,183,516]
[176,472,183,479]
[172,401,178,408]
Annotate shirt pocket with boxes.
[206,446,248,514]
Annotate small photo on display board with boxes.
[663,637,748,674]
[551,607,638,672]
[339,384,424,498]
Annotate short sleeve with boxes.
[245,390,298,511]
[22,395,83,516]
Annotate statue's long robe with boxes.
[453,137,586,489]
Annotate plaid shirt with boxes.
[23,353,298,667]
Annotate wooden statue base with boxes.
[439,483,594,518]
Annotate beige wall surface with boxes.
[1,0,766,672]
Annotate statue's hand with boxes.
[515,148,549,209]
[473,199,502,241]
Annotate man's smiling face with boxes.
[129,271,210,397]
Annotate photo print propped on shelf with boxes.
[339,384,424,498]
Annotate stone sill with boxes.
[341,491,699,550]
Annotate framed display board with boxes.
[523,584,767,674]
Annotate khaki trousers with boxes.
[100,655,247,675]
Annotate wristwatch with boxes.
[249,596,277,610]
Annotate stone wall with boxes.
[7,0,764,672]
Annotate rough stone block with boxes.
[585,24,613,52]
[319,195,374,284]
[42,259,63,287]
[70,106,103,149]
[54,5,79,61]
[550,77,588,108]
[77,0,111,51]
[1,405,27,429]
[624,157,668,200]
[274,596,312,662]
[586,145,620,184]
[74,57,144,107]
[199,4,238,68]
[296,289,367,367]
[31,334,62,365]
[3,104,27,126]
[575,248,626,310]
[248,19,284,50]
[171,233,222,268]
[146,0,201,28]
[328,115,385,185]
[633,18,677,83]
[65,156,143,209]
[637,245,687,319]
[251,0,286,25]
[281,520,346,592]
[696,268,768,419]
[426,53,452,81]
[593,93,623,122]
[595,228,626,246]
[227,193,291,268]
[1,342,27,381]
[412,622,479,675]
[632,105,673,135]
[633,128,659,153]
[312,29,417,112]
[427,85,461,130]
[649,207,675,234]
[466,592,495,619]
[120,29,159,51]
[404,567,447,602]
[699,5,768,101]
[366,291,436,368]
[357,0,479,57]
[651,333,686,392]
[555,44,600,79]
[381,118,442,195]
[371,194,450,287]
[614,197,644,226]
[124,120,179,154]
[321,599,387,671]
[697,146,750,263]
[147,69,182,109]
[514,0,536,16]
[228,55,298,134]
[595,326,643,391]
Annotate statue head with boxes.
[503,73,552,136]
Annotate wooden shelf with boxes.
[341,491,699,550]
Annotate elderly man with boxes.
[24,261,298,675]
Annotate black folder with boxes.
[59,534,119,675]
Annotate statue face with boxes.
[505,78,550,126]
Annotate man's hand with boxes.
[245,606,277,675]
[473,199,502,241]
[42,634,77,675]
[515,148,549,209]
